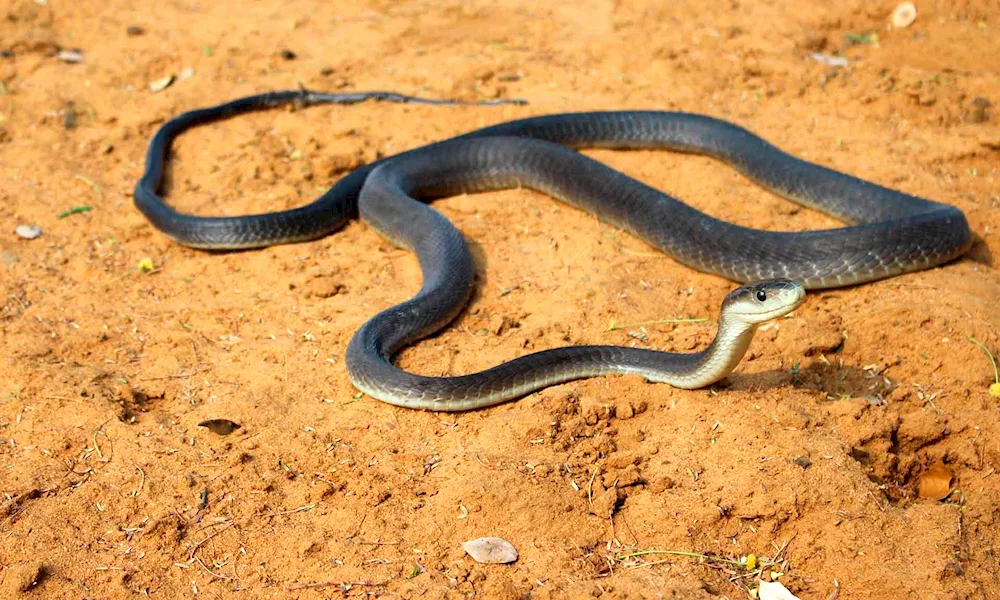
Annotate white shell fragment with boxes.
[148,75,175,93]
[460,537,518,564]
[891,2,917,28]
[809,53,848,68]
[758,580,802,600]
[56,50,83,63]
[15,225,42,239]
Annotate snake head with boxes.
[722,279,806,324]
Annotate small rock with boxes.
[971,97,991,124]
[461,537,518,564]
[648,475,674,493]
[15,224,42,239]
[56,49,83,63]
[148,75,174,93]
[197,419,241,436]
[280,49,297,60]
[305,275,345,298]
[609,464,643,487]
[616,401,635,420]
[891,2,917,28]
[489,314,511,335]
[126,25,145,36]
[793,456,813,469]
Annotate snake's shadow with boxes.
[717,358,896,403]
[966,232,994,269]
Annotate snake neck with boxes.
[683,314,758,388]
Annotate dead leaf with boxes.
[918,460,953,500]
[197,419,241,436]
[460,537,518,564]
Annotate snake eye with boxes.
[755,289,767,302]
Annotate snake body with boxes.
[135,90,973,410]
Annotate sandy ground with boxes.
[2,0,999,598]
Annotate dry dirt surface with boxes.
[2,0,999,598]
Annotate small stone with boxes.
[489,314,510,335]
[616,401,635,420]
[648,475,674,493]
[891,2,917,28]
[197,419,241,436]
[971,97,991,124]
[305,275,345,298]
[280,49,297,60]
[126,25,145,36]
[461,537,518,564]
[793,456,813,469]
[15,225,41,239]
[56,49,83,63]
[148,75,174,93]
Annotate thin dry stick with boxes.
[188,522,234,560]
[262,503,316,518]
[131,465,145,497]
[194,555,233,581]
[92,418,112,460]
[587,465,600,507]
[287,580,386,591]
[615,549,744,567]
[607,317,707,331]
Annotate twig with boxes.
[194,555,232,580]
[587,466,599,507]
[188,521,234,559]
[92,418,112,460]
[262,502,316,518]
[287,579,387,591]
[607,317,707,332]
[73,174,104,199]
[131,465,145,497]
[967,337,1000,384]
[615,549,744,567]
[827,579,841,600]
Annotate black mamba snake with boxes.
[135,89,972,410]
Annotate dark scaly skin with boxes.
[135,89,973,410]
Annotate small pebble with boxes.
[148,75,174,93]
[126,25,145,36]
[15,225,42,240]
[891,2,917,28]
[280,49,297,60]
[56,49,83,63]
[198,419,241,436]
[461,537,518,564]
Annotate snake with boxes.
[135,89,973,411]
